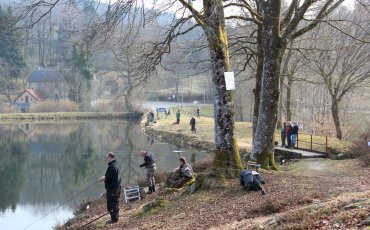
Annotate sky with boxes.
[98,0,355,11]
[96,0,355,23]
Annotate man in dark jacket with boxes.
[190,117,196,134]
[100,152,121,224]
[285,121,292,148]
[139,150,156,194]
[281,122,286,147]
[291,122,299,148]
[176,110,181,124]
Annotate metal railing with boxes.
[296,133,328,153]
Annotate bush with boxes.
[351,130,370,167]
[0,105,16,113]
[92,100,111,112]
[154,170,170,184]
[257,198,284,214]
[193,158,213,172]
[136,170,170,188]
[29,100,79,112]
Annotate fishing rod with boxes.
[23,180,100,230]
[76,210,113,230]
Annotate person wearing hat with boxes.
[99,152,121,224]
[281,122,287,147]
[190,116,196,134]
[172,157,193,188]
[176,110,181,124]
[139,150,156,194]
[291,122,299,148]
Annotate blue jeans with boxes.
[291,134,297,147]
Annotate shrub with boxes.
[351,130,370,167]
[256,198,283,214]
[136,170,170,188]
[154,170,170,184]
[92,100,111,112]
[193,158,213,172]
[29,100,79,113]
[0,105,16,113]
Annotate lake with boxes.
[0,120,211,230]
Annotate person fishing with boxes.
[99,152,121,224]
[139,150,157,194]
[172,157,193,188]
[190,116,196,134]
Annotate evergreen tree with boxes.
[66,45,95,108]
[0,5,25,104]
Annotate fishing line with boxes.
[76,210,113,230]
[23,180,100,230]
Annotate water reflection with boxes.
[0,120,211,230]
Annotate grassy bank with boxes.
[57,111,369,230]
[149,111,351,154]
[175,105,214,117]
[0,111,143,121]
[60,159,370,230]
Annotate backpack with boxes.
[240,170,265,191]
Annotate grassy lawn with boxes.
[155,111,351,153]
[155,112,253,150]
[0,111,142,120]
[172,106,214,117]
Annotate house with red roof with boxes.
[14,67,70,112]
[26,68,68,100]
[14,89,47,112]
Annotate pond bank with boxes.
[0,111,143,121]
[142,114,251,156]
[58,113,370,229]
[60,158,370,230]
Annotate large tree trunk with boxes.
[125,83,134,112]
[175,79,179,102]
[124,53,134,112]
[203,0,243,176]
[277,44,292,128]
[331,97,342,139]
[286,75,292,121]
[253,0,282,170]
[252,23,264,142]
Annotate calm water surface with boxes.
[0,120,211,230]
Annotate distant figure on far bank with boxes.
[176,110,181,124]
[190,116,196,134]
[285,121,292,148]
[291,122,299,148]
[281,122,286,147]
[196,107,200,118]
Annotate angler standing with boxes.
[100,152,121,224]
[139,150,157,194]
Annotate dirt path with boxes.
[62,159,370,230]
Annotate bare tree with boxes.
[110,22,149,111]
[106,0,244,174]
[305,10,370,139]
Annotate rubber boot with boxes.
[152,185,156,192]
[146,186,153,194]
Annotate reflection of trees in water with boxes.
[16,122,79,137]
[120,122,144,186]
[57,123,102,200]
[0,132,29,212]
[0,121,211,214]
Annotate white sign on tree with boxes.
[224,72,235,90]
